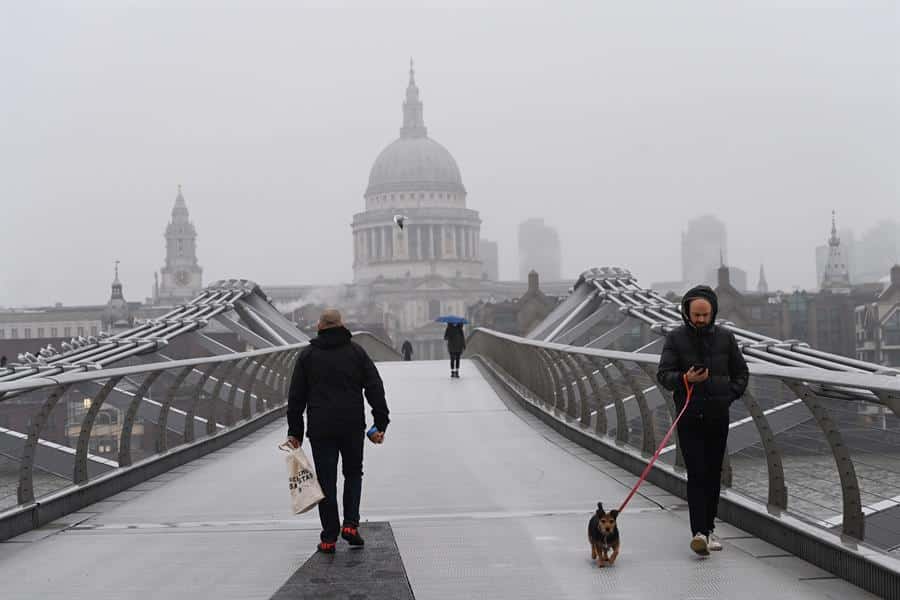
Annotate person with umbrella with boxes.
[437,316,467,378]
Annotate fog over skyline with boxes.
[1,1,897,307]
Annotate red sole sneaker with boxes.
[317,542,336,554]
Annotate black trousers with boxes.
[310,431,364,542]
[449,352,461,370]
[676,414,729,536]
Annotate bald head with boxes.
[317,308,344,331]
[687,298,712,328]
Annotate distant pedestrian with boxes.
[657,286,748,556]
[0,355,7,368]
[401,340,413,361]
[286,309,390,554]
[444,323,465,378]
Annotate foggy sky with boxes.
[1,1,897,306]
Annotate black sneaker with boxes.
[341,526,365,547]
[317,541,336,554]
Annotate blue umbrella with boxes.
[435,315,469,325]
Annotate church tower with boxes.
[105,261,132,331]
[157,186,203,303]
[821,210,851,292]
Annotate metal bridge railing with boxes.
[0,343,306,518]
[466,327,900,543]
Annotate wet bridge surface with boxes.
[0,361,879,599]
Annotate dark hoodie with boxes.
[287,326,390,440]
[656,286,749,419]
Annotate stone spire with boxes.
[757,264,769,294]
[172,184,190,223]
[829,209,840,247]
[400,58,427,138]
[822,210,851,291]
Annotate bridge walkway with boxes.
[0,361,878,599]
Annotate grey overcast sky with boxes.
[1,1,897,306]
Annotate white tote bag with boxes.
[279,443,325,514]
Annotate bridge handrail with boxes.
[0,343,309,543]
[0,343,309,397]
[351,331,403,361]
[470,327,900,399]
[465,326,900,598]
[465,327,900,538]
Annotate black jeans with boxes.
[449,352,461,370]
[310,431,364,542]
[676,414,729,536]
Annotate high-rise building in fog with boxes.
[480,239,499,281]
[855,220,900,284]
[518,218,561,281]
[682,215,727,286]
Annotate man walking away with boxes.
[286,309,390,554]
[656,286,748,556]
[401,340,413,361]
[443,323,465,378]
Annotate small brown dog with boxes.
[587,502,621,567]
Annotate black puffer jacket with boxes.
[287,327,390,440]
[656,286,749,420]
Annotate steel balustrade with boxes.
[465,327,900,542]
[0,343,307,513]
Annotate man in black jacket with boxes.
[286,309,390,554]
[656,286,748,556]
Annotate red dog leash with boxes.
[618,374,694,513]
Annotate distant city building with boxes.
[682,215,727,287]
[340,63,572,358]
[103,261,135,332]
[815,220,900,286]
[3,68,579,364]
[0,308,103,342]
[705,265,747,292]
[479,239,499,281]
[816,225,854,285]
[855,220,900,284]
[855,265,900,367]
[468,271,560,336]
[518,218,561,282]
[156,186,203,304]
[0,193,205,358]
[714,262,882,359]
[650,280,692,297]
[715,265,786,340]
[821,210,851,292]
